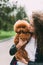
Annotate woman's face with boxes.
[29,19,35,33]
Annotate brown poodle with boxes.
[14,20,32,64]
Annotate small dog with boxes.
[14,20,32,64]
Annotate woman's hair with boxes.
[32,11,43,55]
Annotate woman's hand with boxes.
[20,58,28,64]
[16,38,27,50]
[18,58,28,64]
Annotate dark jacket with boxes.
[9,45,43,65]
[9,45,17,55]
[9,45,18,65]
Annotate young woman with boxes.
[9,12,43,65]
[30,12,43,62]
[28,12,43,65]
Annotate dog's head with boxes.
[14,20,31,41]
[14,20,30,32]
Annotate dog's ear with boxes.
[14,20,20,32]
[14,34,19,45]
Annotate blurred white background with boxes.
[9,0,43,17]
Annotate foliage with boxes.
[0,30,16,40]
[0,0,17,30]
[16,6,27,21]
[0,0,28,31]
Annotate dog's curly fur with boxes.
[14,20,32,62]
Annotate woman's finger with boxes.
[19,38,27,45]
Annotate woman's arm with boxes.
[9,45,17,55]
[9,38,27,55]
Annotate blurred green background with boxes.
[0,0,29,40]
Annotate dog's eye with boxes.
[17,26,26,28]
[16,32,21,34]
[22,26,26,28]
